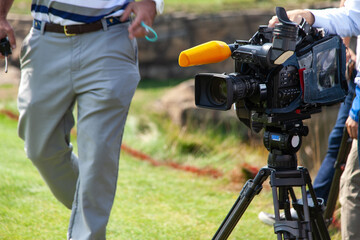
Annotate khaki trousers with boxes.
[18,21,140,240]
[340,139,360,240]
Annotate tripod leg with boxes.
[271,182,311,239]
[272,186,293,240]
[303,168,331,240]
[212,167,271,240]
[271,168,330,240]
[323,129,352,226]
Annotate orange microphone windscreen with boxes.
[178,41,232,67]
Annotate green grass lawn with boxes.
[0,80,341,239]
[0,113,276,240]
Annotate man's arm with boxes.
[310,5,360,37]
[268,0,360,37]
[0,0,15,50]
[346,84,360,139]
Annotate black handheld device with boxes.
[0,37,12,73]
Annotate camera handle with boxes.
[211,126,330,240]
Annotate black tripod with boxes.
[212,120,330,240]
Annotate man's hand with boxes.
[0,0,16,51]
[268,9,315,27]
[120,0,157,40]
[346,116,358,139]
[0,18,15,50]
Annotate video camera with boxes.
[179,9,346,239]
[179,7,347,135]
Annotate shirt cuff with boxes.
[309,9,335,33]
[350,85,360,122]
[152,0,164,14]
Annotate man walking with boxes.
[0,0,164,239]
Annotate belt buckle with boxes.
[64,25,76,37]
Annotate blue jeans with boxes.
[312,78,356,204]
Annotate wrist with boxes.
[304,11,315,25]
[0,12,8,20]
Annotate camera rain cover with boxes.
[297,35,347,105]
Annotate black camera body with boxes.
[194,8,348,132]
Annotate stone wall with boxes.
[7,4,339,80]
[138,10,274,80]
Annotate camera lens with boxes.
[209,78,227,105]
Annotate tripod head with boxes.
[261,117,309,170]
